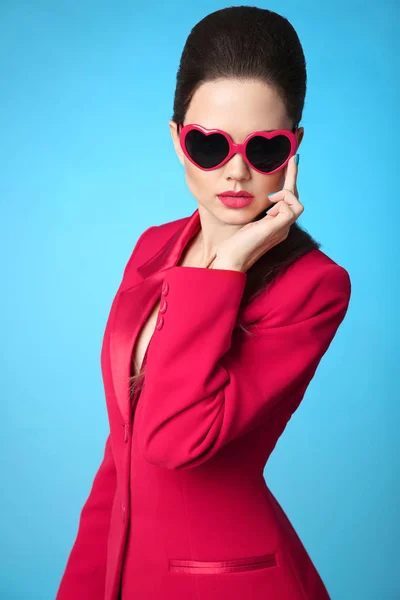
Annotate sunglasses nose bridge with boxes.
[229,140,248,161]
[224,140,252,173]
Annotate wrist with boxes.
[211,258,245,272]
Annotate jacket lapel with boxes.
[109,208,201,423]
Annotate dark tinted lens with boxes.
[184,130,229,169]
[246,135,291,172]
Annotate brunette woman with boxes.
[56,7,351,600]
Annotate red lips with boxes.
[218,190,254,197]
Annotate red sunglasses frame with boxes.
[178,123,298,175]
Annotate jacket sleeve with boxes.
[135,262,351,470]
[56,434,117,599]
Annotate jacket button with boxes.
[162,281,169,296]
[159,298,167,313]
[156,315,164,330]
[121,502,126,524]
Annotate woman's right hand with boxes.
[212,154,304,273]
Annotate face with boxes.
[169,78,304,227]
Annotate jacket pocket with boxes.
[168,552,277,574]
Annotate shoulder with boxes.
[136,217,190,246]
[141,214,189,243]
[135,213,189,250]
[274,248,351,294]
[122,214,190,275]
[257,248,352,327]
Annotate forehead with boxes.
[185,79,290,135]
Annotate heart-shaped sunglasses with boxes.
[178,123,298,175]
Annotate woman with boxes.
[56,6,351,600]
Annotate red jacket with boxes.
[56,208,351,600]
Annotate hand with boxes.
[212,154,304,273]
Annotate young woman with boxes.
[56,6,351,600]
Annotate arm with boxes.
[56,434,116,600]
[135,262,351,470]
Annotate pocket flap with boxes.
[169,552,277,574]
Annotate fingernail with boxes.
[295,153,300,166]
[267,192,276,197]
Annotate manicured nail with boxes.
[267,192,276,197]
[295,153,300,166]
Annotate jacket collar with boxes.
[135,207,201,282]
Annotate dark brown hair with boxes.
[129,5,321,398]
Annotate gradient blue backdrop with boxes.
[1,1,398,598]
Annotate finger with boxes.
[282,154,298,195]
[267,188,303,217]
[265,199,295,223]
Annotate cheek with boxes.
[184,161,219,198]
[259,170,284,192]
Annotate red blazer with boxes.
[56,208,351,600]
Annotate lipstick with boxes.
[217,190,254,209]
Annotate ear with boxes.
[169,120,185,166]
[295,126,304,151]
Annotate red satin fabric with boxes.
[168,553,277,573]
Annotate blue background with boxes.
[1,1,397,598]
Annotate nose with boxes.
[224,151,251,180]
